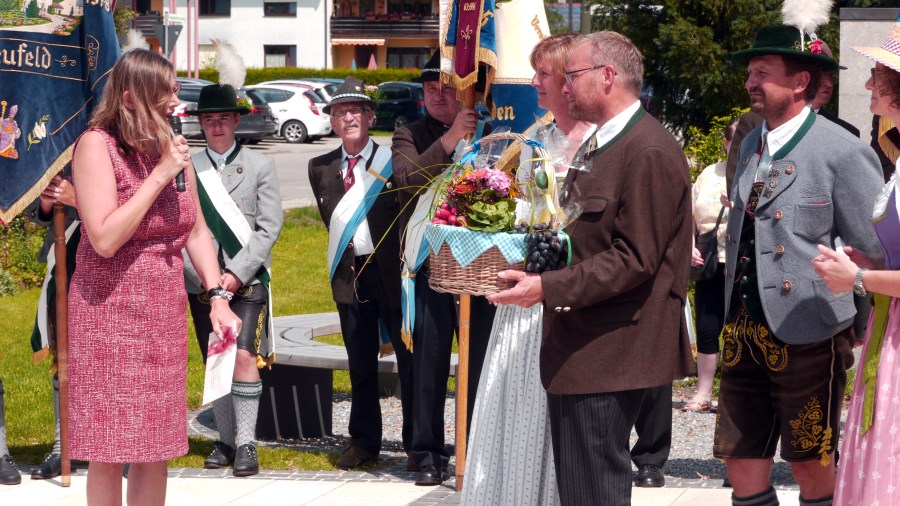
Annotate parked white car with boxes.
[258,79,336,102]
[243,84,332,143]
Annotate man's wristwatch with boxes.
[207,286,233,302]
[853,268,868,296]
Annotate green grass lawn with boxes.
[0,207,345,469]
[2,206,481,470]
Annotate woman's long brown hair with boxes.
[88,49,175,156]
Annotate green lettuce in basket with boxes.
[465,200,516,233]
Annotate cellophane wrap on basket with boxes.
[425,131,580,295]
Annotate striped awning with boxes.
[332,38,385,46]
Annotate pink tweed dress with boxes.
[67,129,196,463]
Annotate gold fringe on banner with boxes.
[0,145,73,224]
[440,47,498,96]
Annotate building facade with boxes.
[123,0,438,72]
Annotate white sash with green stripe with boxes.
[326,145,393,280]
[195,164,275,360]
[32,219,80,361]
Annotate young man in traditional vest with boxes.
[308,77,414,470]
[183,84,282,477]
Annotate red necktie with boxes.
[344,156,360,191]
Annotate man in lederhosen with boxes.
[718,24,883,506]
[184,84,282,477]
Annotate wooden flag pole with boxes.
[454,293,471,491]
[52,203,71,487]
[454,86,477,492]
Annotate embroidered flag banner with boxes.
[443,0,496,91]
[0,0,119,223]
[489,0,549,134]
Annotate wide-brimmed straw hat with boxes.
[732,24,839,72]
[852,15,900,73]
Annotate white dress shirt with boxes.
[341,139,375,256]
[590,100,642,150]
[207,142,238,175]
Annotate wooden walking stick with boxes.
[454,87,477,492]
[52,203,71,487]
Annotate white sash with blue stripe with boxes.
[400,120,485,348]
[327,145,393,280]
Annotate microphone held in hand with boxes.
[169,115,186,192]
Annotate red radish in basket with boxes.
[432,202,468,227]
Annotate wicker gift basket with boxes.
[426,131,571,296]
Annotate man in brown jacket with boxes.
[490,31,694,505]
[392,51,495,486]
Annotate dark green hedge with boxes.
[182,68,420,86]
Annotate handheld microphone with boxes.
[169,115,186,192]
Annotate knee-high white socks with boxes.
[0,379,8,457]
[52,374,60,455]
[232,381,262,448]
[213,381,263,449]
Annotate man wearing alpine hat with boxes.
[308,77,414,470]
[717,17,883,506]
[183,84,283,477]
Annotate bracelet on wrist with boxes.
[207,286,232,302]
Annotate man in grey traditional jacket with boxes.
[717,24,883,506]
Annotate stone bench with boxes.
[256,313,458,440]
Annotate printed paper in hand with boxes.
[202,320,239,405]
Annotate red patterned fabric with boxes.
[67,129,196,463]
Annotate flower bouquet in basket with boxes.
[425,131,582,296]
[431,166,518,232]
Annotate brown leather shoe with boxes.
[335,445,377,469]
[406,451,420,472]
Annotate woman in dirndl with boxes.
[68,49,240,505]
[461,32,595,506]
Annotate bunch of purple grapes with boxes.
[515,222,568,273]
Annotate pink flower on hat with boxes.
[809,39,823,54]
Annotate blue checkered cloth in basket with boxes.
[426,225,527,268]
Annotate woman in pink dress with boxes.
[68,49,240,505]
[813,17,900,505]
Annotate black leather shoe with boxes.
[204,442,236,469]
[0,454,21,485]
[635,464,665,488]
[415,465,449,486]
[31,453,61,480]
[722,475,731,488]
[233,444,259,477]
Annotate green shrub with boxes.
[683,107,748,181]
[184,67,420,87]
[0,214,46,291]
[0,267,16,296]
